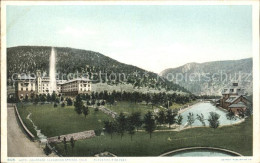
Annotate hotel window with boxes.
[230,89,234,92]
[21,88,23,91]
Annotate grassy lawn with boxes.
[17,103,37,136]
[169,100,198,110]
[17,103,112,137]
[105,101,198,116]
[54,116,252,156]
[105,101,154,116]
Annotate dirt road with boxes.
[7,106,47,157]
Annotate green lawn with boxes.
[169,100,198,110]
[17,103,112,137]
[54,116,252,156]
[105,101,155,116]
[105,100,198,116]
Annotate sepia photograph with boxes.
[1,1,259,163]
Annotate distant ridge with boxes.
[160,58,252,95]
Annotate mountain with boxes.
[160,58,253,95]
[7,46,190,94]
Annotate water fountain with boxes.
[49,47,57,93]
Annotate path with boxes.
[7,106,47,157]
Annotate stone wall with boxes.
[14,104,35,140]
[47,130,95,143]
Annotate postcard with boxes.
[1,1,259,163]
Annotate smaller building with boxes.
[219,82,249,114]
[228,102,247,115]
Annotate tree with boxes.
[40,94,46,103]
[70,137,75,151]
[61,102,65,107]
[54,103,58,107]
[176,114,183,130]
[47,93,52,102]
[245,103,253,117]
[127,114,137,141]
[187,112,195,127]
[144,93,151,105]
[61,96,64,102]
[107,95,115,106]
[143,111,156,139]
[97,101,101,106]
[91,99,96,106]
[157,110,166,125]
[208,112,220,129]
[51,91,57,102]
[30,93,35,102]
[66,98,73,106]
[24,94,29,102]
[104,120,116,139]
[131,112,143,131]
[165,109,177,128]
[82,106,89,118]
[44,144,52,155]
[101,100,105,105]
[226,110,237,124]
[34,94,40,104]
[63,137,67,155]
[238,109,245,118]
[115,112,127,139]
[196,113,206,126]
[74,95,83,115]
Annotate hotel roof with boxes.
[228,102,246,108]
[61,78,91,84]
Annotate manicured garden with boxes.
[17,103,112,137]
[53,116,252,156]
[17,101,252,157]
[105,101,154,116]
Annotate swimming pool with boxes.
[161,147,241,157]
[180,102,242,127]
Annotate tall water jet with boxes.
[49,47,56,93]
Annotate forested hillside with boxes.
[7,46,190,93]
[160,58,253,95]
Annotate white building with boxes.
[16,71,91,99]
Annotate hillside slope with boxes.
[7,46,189,93]
[160,58,252,95]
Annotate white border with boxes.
[1,1,259,163]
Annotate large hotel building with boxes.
[16,70,91,99]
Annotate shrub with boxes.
[54,103,58,107]
[94,129,102,136]
[44,144,52,155]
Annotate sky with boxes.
[6,5,252,73]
